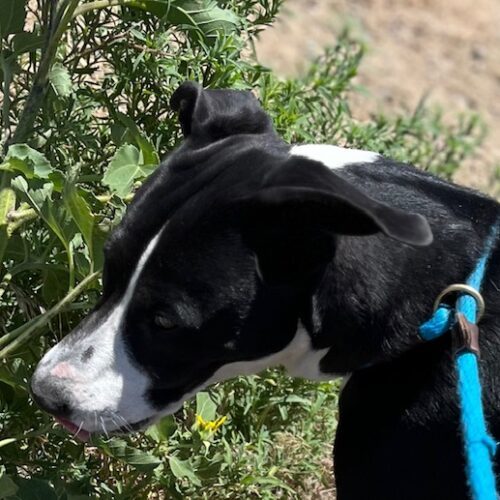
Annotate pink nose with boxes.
[50,362,76,379]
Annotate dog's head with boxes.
[31,82,432,437]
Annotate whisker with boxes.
[114,412,134,433]
[111,413,132,433]
[100,416,109,438]
[108,413,120,431]
[73,420,84,439]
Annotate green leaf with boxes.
[282,394,313,407]
[0,53,18,87]
[0,188,15,258]
[64,176,94,264]
[100,438,162,472]
[89,225,108,273]
[10,175,28,193]
[127,0,239,42]
[11,175,53,212]
[0,359,29,389]
[116,112,160,166]
[0,0,27,38]
[168,456,201,486]
[29,182,53,208]
[72,233,92,277]
[4,144,53,179]
[146,415,177,443]
[196,392,216,422]
[12,32,44,54]
[0,469,18,498]
[41,267,68,305]
[103,144,152,198]
[138,164,157,177]
[49,63,72,97]
[12,478,57,500]
[48,170,65,193]
[176,0,239,39]
[0,187,15,226]
[11,176,70,251]
[110,122,127,145]
[240,475,296,494]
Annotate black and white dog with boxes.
[31,82,500,499]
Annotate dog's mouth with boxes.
[55,417,92,442]
[54,415,154,442]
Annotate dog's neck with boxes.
[298,169,500,375]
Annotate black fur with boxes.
[31,82,500,499]
[115,86,500,498]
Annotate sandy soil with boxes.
[256,0,500,191]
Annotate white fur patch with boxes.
[143,324,338,424]
[282,324,335,380]
[290,144,380,170]
[36,223,339,434]
[75,228,167,427]
[215,325,333,382]
[35,227,166,432]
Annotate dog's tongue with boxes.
[54,417,91,442]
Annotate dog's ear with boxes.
[239,156,432,284]
[170,81,274,141]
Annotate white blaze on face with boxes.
[290,144,380,169]
[36,227,166,432]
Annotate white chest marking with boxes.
[210,323,335,384]
[152,324,338,421]
[290,144,380,170]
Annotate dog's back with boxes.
[325,160,500,499]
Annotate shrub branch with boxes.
[0,271,100,358]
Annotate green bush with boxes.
[0,1,485,498]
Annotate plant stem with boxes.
[0,271,12,301]
[0,53,13,149]
[67,243,75,289]
[0,229,8,271]
[73,0,125,17]
[3,0,81,159]
[0,423,54,448]
[0,53,14,189]
[0,271,100,358]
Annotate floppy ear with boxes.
[239,157,433,284]
[170,81,275,142]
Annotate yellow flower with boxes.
[196,415,227,432]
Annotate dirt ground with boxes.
[256,0,500,192]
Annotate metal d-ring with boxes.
[433,283,486,322]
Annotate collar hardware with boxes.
[452,312,481,357]
[433,283,486,323]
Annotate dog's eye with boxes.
[155,315,177,330]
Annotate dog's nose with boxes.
[30,370,73,418]
[50,361,76,379]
